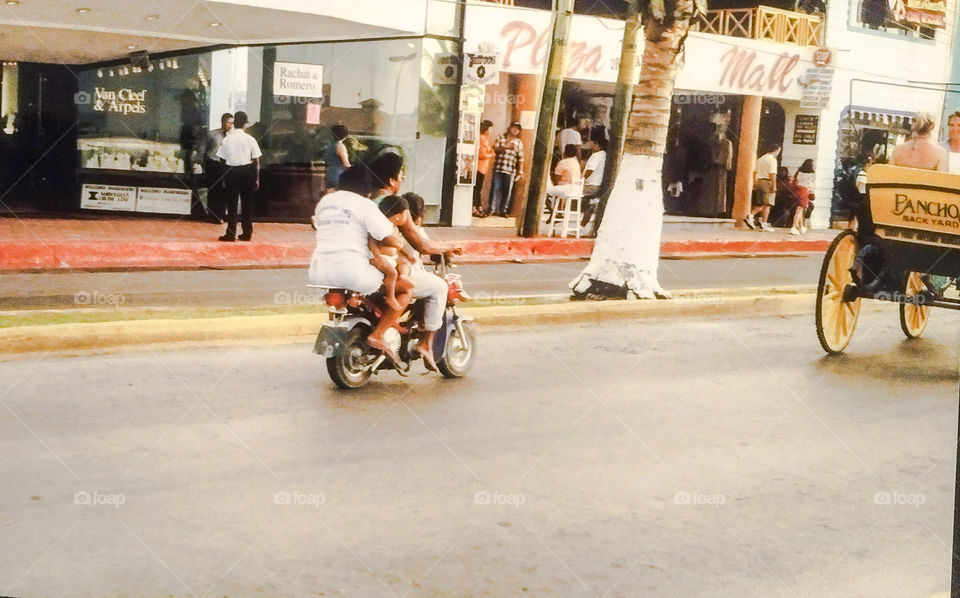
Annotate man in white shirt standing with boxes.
[217,111,262,242]
[745,144,780,232]
[559,118,582,160]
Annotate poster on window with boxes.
[81,184,137,211]
[137,187,192,215]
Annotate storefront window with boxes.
[76,37,457,222]
[851,0,945,39]
[77,54,212,175]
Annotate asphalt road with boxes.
[0,255,822,310]
[1,311,957,597]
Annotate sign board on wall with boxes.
[793,114,820,145]
[464,4,626,83]
[273,62,324,99]
[136,187,192,215]
[81,184,191,214]
[800,67,834,110]
[434,54,461,85]
[463,51,500,85]
[81,184,136,211]
[675,33,812,101]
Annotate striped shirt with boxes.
[493,135,524,176]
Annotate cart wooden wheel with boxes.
[899,272,930,339]
[816,230,861,354]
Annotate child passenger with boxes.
[368,195,416,311]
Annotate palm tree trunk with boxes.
[571,10,693,299]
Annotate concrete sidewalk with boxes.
[0,214,835,271]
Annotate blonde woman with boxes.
[891,111,947,171]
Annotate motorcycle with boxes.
[312,254,477,389]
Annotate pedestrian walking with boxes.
[790,159,815,235]
[474,120,494,217]
[745,144,780,232]
[217,111,262,242]
[202,112,233,223]
[489,121,524,217]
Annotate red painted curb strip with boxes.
[0,238,831,270]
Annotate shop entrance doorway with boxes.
[0,63,77,214]
[663,95,784,219]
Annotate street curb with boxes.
[0,237,830,271]
[0,288,839,357]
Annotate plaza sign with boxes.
[464,4,625,83]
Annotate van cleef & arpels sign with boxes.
[93,88,148,115]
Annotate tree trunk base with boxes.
[569,154,672,301]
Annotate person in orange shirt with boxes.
[474,120,494,217]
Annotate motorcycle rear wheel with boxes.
[438,320,477,379]
[326,327,374,389]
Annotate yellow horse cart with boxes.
[816,164,960,353]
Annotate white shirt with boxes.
[795,171,815,189]
[204,128,227,162]
[311,190,395,257]
[217,129,263,167]
[949,152,960,174]
[559,128,582,152]
[755,153,778,180]
[584,150,606,186]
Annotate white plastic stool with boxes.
[546,180,584,238]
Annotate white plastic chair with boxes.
[546,179,584,238]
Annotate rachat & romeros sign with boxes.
[273,62,324,99]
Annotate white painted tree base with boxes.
[570,154,670,300]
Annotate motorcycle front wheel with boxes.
[326,326,374,389]
[438,320,477,379]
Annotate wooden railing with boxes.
[695,5,823,47]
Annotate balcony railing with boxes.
[695,6,824,47]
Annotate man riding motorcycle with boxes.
[308,166,408,361]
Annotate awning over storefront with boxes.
[844,105,915,128]
[0,0,425,65]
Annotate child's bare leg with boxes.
[370,257,401,311]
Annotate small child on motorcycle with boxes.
[368,195,417,311]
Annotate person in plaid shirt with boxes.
[489,121,524,217]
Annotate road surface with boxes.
[0,310,956,597]
[0,255,822,310]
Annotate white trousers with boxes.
[308,251,384,295]
[408,267,448,331]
